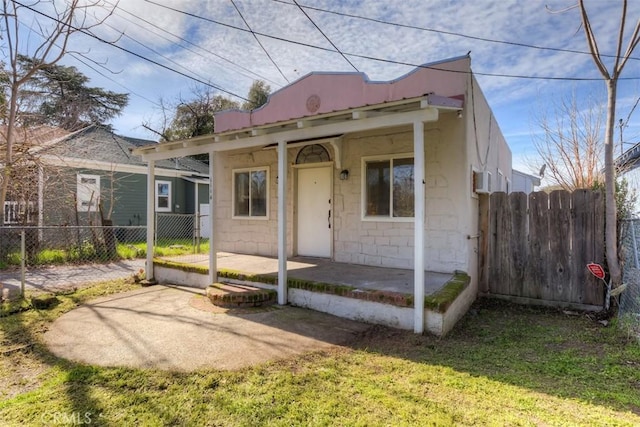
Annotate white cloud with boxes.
[11,0,640,148]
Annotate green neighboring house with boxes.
[30,126,209,229]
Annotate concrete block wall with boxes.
[214,148,294,257]
[333,115,469,273]
[214,112,471,274]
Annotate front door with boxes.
[297,166,332,257]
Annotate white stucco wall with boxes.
[462,73,513,294]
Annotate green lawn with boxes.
[1,284,639,426]
[0,239,210,269]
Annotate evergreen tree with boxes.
[15,56,129,131]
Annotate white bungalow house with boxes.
[134,55,512,334]
[511,169,541,194]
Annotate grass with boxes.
[0,239,210,269]
[0,286,639,426]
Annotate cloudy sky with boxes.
[11,0,640,173]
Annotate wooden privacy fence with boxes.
[479,190,605,308]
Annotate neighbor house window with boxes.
[77,174,100,212]
[233,167,268,218]
[156,180,172,212]
[363,155,414,219]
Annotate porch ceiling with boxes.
[134,94,462,162]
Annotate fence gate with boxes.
[480,190,605,307]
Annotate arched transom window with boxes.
[295,144,330,164]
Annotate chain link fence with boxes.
[0,226,147,298]
[154,213,210,265]
[0,213,209,299]
[620,218,640,342]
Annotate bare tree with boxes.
[533,92,604,190]
[579,0,640,286]
[0,0,118,225]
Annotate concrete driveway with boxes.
[44,285,371,371]
[0,259,145,295]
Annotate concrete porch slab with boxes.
[161,252,454,297]
[155,252,473,336]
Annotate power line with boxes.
[12,0,250,102]
[229,0,290,83]
[70,53,162,108]
[274,0,640,63]
[101,19,222,92]
[291,0,358,72]
[104,0,281,87]
[143,0,640,82]
[15,17,163,108]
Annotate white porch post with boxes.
[145,160,155,281]
[413,121,426,333]
[277,140,288,305]
[208,151,217,284]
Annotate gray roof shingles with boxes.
[41,126,209,175]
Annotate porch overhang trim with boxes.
[135,106,440,162]
[262,135,345,169]
[182,176,210,185]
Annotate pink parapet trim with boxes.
[215,56,470,133]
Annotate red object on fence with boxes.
[587,263,606,280]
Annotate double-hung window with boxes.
[233,167,268,218]
[363,154,414,219]
[156,180,172,212]
[77,174,100,212]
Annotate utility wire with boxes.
[273,0,640,63]
[104,0,280,87]
[101,19,219,92]
[144,0,640,82]
[229,0,290,83]
[70,53,162,108]
[291,0,358,72]
[15,17,163,108]
[12,0,250,102]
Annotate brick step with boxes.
[206,283,277,308]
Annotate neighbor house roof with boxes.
[0,125,71,162]
[616,141,640,172]
[40,126,209,175]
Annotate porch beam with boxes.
[208,151,217,285]
[413,120,426,334]
[145,160,155,281]
[277,140,288,305]
[137,108,439,161]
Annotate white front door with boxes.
[297,166,332,257]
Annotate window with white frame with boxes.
[155,180,172,212]
[77,174,100,212]
[363,154,414,219]
[233,167,268,218]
